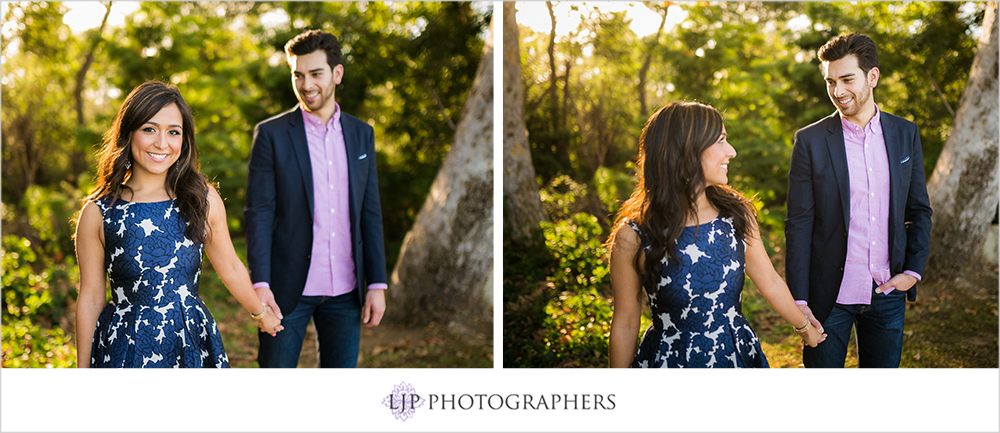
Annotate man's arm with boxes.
[785,129,816,302]
[360,125,388,327]
[359,125,388,287]
[244,123,280,315]
[901,125,933,276]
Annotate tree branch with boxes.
[425,79,457,131]
[924,69,956,118]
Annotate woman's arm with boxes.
[74,201,107,368]
[744,220,825,347]
[608,225,644,368]
[203,186,283,335]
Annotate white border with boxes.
[1,369,999,432]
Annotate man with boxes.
[245,30,387,368]
[785,33,932,368]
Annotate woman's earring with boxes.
[125,160,131,170]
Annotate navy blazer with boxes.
[244,105,388,315]
[784,111,932,324]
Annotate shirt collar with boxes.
[301,102,342,131]
[840,104,882,137]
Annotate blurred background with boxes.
[2,1,494,368]
[503,1,998,368]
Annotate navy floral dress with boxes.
[628,216,767,368]
[89,196,229,368]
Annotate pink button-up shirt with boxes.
[253,104,386,297]
[837,109,892,305]
[300,106,358,297]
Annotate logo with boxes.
[382,381,425,421]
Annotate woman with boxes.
[75,81,283,368]
[608,101,825,368]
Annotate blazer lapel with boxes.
[824,114,851,227]
[881,114,902,249]
[286,106,315,218]
[340,117,362,225]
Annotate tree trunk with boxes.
[926,1,999,275]
[387,14,495,326]
[74,2,112,126]
[561,58,571,132]
[637,5,669,119]
[546,1,559,131]
[503,2,548,245]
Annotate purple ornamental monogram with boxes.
[382,381,425,421]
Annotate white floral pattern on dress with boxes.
[628,216,767,368]
[90,197,229,368]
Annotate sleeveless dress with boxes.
[90,196,229,368]
[628,216,767,368]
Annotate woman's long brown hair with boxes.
[607,101,757,295]
[84,80,210,245]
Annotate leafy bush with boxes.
[1,317,75,368]
[505,212,617,367]
[20,183,82,259]
[1,235,78,368]
[2,184,83,368]
[541,287,613,367]
[541,212,609,293]
[593,165,636,216]
[538,175,588,221]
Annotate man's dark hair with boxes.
[285,30,343,70]
[817,33,879,74]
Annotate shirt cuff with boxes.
[903,270,922,281]
[253,282,270,290]
[795,300,808,306]
[367,283,388,290]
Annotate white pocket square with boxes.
[358,154,367,160]
[900,156,910,164]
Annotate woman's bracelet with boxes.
[794,319,810,333]
[250,303,267,320]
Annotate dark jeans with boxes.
[803,283,907,368]
[258,292,361,368]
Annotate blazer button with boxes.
[839,267,844,271]
[306,254,311,259]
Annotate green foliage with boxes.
[521,1,980,214]
[1,317,76,368]
[541,212,609,293]
[594,165,635,216]
[538,175,588,221]
[1,235,78,368]
[504,211,615,367]
[540,287,612,367]
[19,184,83,259]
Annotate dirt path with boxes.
[296,311,494,368]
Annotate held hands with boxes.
[796,304,827,347]
[252,286,284,336]
[256,305,284,336]
[254,286,284,320]
[798,321,826,347]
